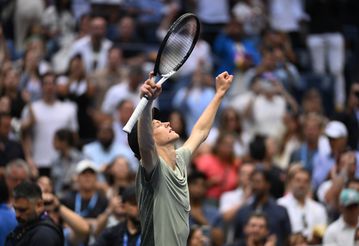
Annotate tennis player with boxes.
[127,71,233,245]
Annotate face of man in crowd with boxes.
[118,101,134,125]
[244,216,269,243]
[42,74,56,99]
[13,197,43,225]
[303,118,321,143]
[239,163,254,187]
[6,166,29,192]
[251,172,269,198]
[97,122,114,149]
[0,115,11,138]
[291,171,310,200]
[189,178,206,202]
[91,17,106,41]
[77,169,97,192]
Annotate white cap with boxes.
[76,160,98,174]
[324,121,348,139]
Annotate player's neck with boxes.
[157,145,177,170]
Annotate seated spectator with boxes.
[249,135,286,199]
[188,171,224,246]
[61,160,108,235]
[0,113,24,170]
[187,225,210,246]
[83,119,138,171]
[0,178,17,246]
[91,186,141,246]
[51,128,83,195]
[289,113,328,174]
[4,159,31,198]
[112,99,135,147]
[206,107,251,158]
[312,121,349,189]
[234,212,277,246]
[323,188,359,245]
[219,162,254,222]
[5,181,63,246]
[233,169,291,246]
[42,192,90,246]
[194,132,240,202]
[278,167,327,241]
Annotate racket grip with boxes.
[123,97,149,133]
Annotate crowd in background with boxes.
[0,0,359,245]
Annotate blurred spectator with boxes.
[233,211,277,246]
[0,113,24,168]
[14,0,44,52]
[187,225,210,246]
[233,169,291,246]
[334,82,359,150]
[213,17,259,75]
[300,89,325,115]
[317,150,357,212]
[188,171,224,246]
[323,188,359,245]
[194,0,230,45]
[113,99,135,147]
[249,135,285,199]
[231,0,266,38]
[275,112,301,169]
[51,128,83,195]
[173,66,215,135]
[0,24,10,64]
[83,119,138,171]
[61,160,108,230]
[4,159,31,197]
[244,75,298,141]
[278,167,327,241]
[42,192,90,246]
[91,46,125,110]
[194,132,240,202]
[21,72,78,177]
[207,107,251,158]
[69,16,112,73]
[0,178,17,246]
[5,181,63,246]
[101,65,143,116]
[219,162,254,223]
[305,0,346,110]
[18,49,42,102]
[289,113,327,174]
[113,16,145,64]
[103,156,134,198]
[91,186,141,246]
[312,121,348,189]
[56,54,97,142]
[1,68,26,118]
[268,0,308,48]
[36,175,53,194]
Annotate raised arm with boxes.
[138,74,162,174]
[183,71,233,153]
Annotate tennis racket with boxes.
[123,13,200,133]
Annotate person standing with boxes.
[127,71,233,245]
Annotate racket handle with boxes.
[123,97,149,133]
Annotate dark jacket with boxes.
[5,215,63,246]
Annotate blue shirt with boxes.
[234,198,291,246]
[83,141,139,171]
[0,204,17,246]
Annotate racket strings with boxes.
[159,19,198,75]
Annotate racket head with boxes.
[153,13,200,77]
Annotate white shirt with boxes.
[197,0,230,23]
[269,0,308,32]
[69,36,112,73]
[22,100,78,167]
[219,188,245,214]
[278,193,328,239]
[252,94,286,139]
[323,216,357,246]
[101,82,140,115]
